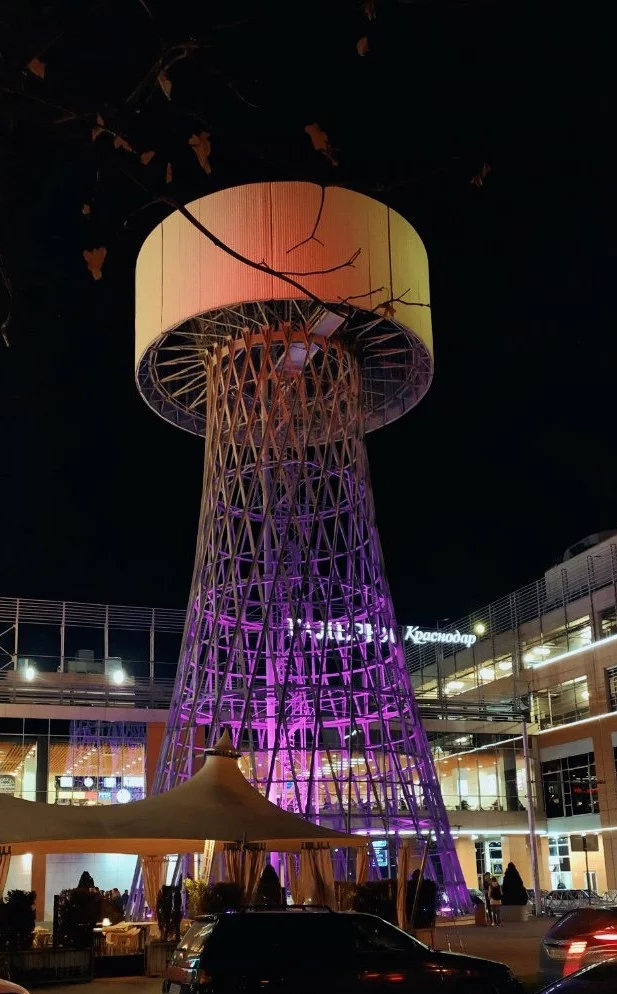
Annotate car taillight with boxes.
[197,969,212,985]
[361,973,404,984]
[593,931,617,942]
[563,940,587,977]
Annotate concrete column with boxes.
[454,837,477,888]
[33,735,50,921]
[145,723,166,797]
[536,837,552,890]
[31,853,46,922]
[602,835,617,892]
[35,734,49,804]
[590,724,617,891]
[502,835,533,888]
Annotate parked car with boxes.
[545,890,603,915]
[537,958,617,994]
[539,907,617,985]
[526,888,550,913]
[163,908,523,994]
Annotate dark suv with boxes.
[162,908,522,994]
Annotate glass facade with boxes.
[0,719,146,805]
[0,739,37,800]
[429,735,527,812]
[52,722,145,806]
[531,676,590,730]
[541,752,599,819]
[408,616,593,705]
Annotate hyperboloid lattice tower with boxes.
[135,182,468,909]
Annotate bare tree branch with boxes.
[155,195,351,317]
[0,249,13,347]
[338,285,386,304]
[376,288,431,310]
[281,248,361,277]
[287,185,326,253]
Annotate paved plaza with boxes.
[434,917,549,987]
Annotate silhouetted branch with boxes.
[155,195,350,317]
[0,249,13,347]
[287,186,326,253]
[281,248,361,277]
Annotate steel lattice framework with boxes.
[133,182,469,912]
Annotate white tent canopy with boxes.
[0,731,361,856]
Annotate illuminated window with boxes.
[541,752,599,818]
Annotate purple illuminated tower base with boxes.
[133,183,469,913]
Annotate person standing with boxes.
[482,871,493,925]
[489,876,503,926]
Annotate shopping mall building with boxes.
[3,530,617,918]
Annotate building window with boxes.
[50,721,146,806]
[541,752,599,818]
[475,838,503,886]
[0,740,38,801]
[548,835,571,888]
[600,607,617,639]
[532,677,590,730]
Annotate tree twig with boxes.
[156,195,349,315]
[281,248,361,277]
[0,248,13,347]
[376,288,431,310]
[287,185,326,253]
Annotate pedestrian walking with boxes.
[489,876,503,926]
[482,871,493,925]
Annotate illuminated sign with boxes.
[286,618,396,645]
[285,617,477,649]
[403,626,477,648]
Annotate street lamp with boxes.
[473,622,487,637]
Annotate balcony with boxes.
[0,670,174,712]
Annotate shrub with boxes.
[405,873,438,928]
[502,862,528,906]
[352,881,396,924]
[184,879,210,919]
[156,885,182,943]
[253,865,282,906]
[54,888,100,949]
[0,890,36,951]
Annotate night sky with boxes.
[0,1,613,625]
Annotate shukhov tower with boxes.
[135,183,468,909]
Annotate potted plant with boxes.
[501,862,529,922]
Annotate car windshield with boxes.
[546,909,617,940]
[175,919,216,955]
[349,915,418,953]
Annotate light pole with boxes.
[521,715,542,916]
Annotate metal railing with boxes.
[0,671,175,710]
[0,666,525,722]
[0,596,185,631]
[405,541,617,695]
